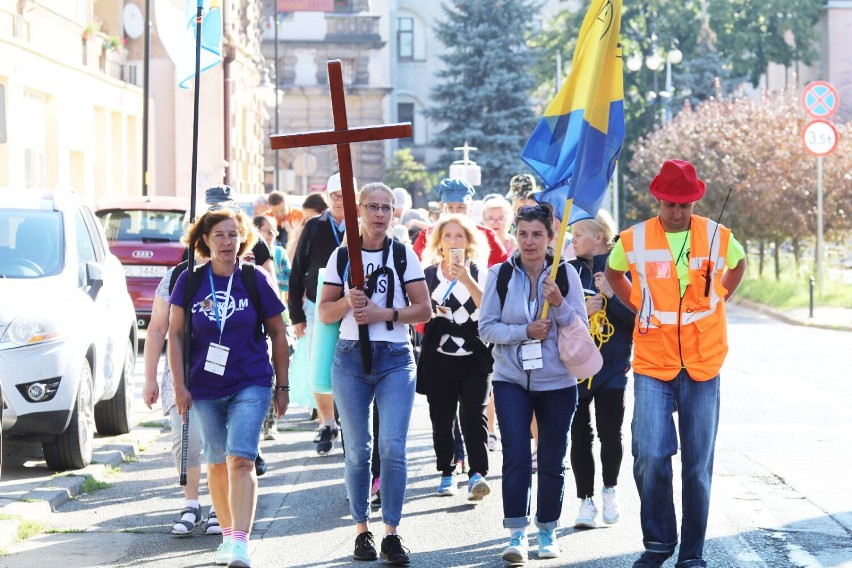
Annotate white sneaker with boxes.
[601,486,620,524]
[501,531,528,564]
[574,497,598,528]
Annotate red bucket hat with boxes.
[650,159,706,203]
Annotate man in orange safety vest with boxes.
[605,159,747,568]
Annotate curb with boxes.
[0,433,158,552]
[733,298,852,332]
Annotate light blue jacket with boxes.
[479,253,587,391]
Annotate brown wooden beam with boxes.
[270,123,412,150]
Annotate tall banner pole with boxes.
[180,0,204,487]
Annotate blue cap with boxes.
[437,178,475,203]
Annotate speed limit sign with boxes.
[802,120,839,157]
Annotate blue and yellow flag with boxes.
[521,0,624,223]
[179,0,222,88]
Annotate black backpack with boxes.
[168,260,265,340]
[494,259,570,310]
[335,238,409,331]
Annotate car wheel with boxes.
[95,338,135,436]
[43,361,95,471]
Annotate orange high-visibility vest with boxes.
[620,215,731,381]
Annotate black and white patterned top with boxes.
[424,262,486,356]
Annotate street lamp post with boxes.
[626,38,682,124]
[272,3,279,192]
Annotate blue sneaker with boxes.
[214,539,232,566]
[501,531,528,564]
[228,540,251,567]
[467,473,491,501]
[436,475,457,496]
[537,529,560,559]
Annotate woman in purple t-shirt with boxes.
[167,206,289,568]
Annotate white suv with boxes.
[0,189,137,471]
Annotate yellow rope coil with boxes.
[578,296,614,390]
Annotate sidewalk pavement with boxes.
[732,298,852,332]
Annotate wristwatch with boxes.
[392,308,399,322]
[274,385,290,392]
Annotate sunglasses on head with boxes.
[516,204,553,221]
[207,203,243,214]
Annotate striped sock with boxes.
[222,527,232,539]
[232,530,248,544]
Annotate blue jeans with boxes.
[192,385,272,464]
[632,370,720,568]
[332,340,416,528]
[493,381,577,530]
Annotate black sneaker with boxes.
[353,531,377,561]
[255,451,267,476]
[380,534,410,566]
[316,426,337,455]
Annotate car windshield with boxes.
[0,210,64,278]
[97,209,185,243]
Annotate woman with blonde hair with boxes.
[567,209,634,530]
[419,214,493,501]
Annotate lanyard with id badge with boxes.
[517,269,543,390]
[204,266,234,376]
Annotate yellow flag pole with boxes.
[540,197,573,319]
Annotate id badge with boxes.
[436,305,452,318]
[520,340,543,370]
[204,342,230,376]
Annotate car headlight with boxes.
[2,313,69,347]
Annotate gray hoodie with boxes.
[479,253,586,391]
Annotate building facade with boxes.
[0,0,143,200]
[262,0,392,194]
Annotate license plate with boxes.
[124,265,169,278]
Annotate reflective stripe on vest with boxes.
[631,218,724,329]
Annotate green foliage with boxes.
[16,520,46,541]
[737,275,852,310]
[80,476,112,493]
[427,0,539,191]
[384,149,445,209]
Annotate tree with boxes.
[383,149,445,209]
[625,88,852,279]
[427,0,540,192]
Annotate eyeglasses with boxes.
[328,192,344,202]
[484,215,507,224]
[361,203,393,214]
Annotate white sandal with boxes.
[205,509,222,535]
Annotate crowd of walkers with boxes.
[145,158,746,568]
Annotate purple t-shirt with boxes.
[169,264,285,400]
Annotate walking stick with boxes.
[180,0,204,486]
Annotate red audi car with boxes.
[95,196,189,329]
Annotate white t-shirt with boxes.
[324,242,425,342]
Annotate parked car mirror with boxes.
[86,261,104,298]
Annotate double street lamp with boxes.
[625,37,682,124]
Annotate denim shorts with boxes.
[192,384,272,464]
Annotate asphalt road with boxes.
[1,304,850,567]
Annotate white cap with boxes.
[326,172,356,194]
[392,187,411,210]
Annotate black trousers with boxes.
[570,388,626,498]
[422,350,490,478]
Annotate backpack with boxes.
[335,237,409,331]
[169,260,265,340]
[495,259,570,310]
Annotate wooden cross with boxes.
[270,60,412,289]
